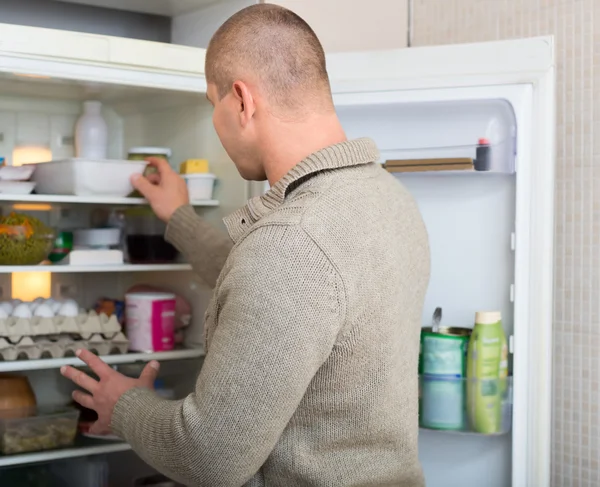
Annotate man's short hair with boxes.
[206,4,332,111]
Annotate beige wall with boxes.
[266,0,408,52]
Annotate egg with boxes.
[12,303,33,319]
[0,301,13,315]
[51,300,62,314]
[0,307,8,319]
[34,304,55,318]
[30,297,46,311]
[44,298,56,308]
[58,300,79,318]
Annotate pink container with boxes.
[125,293,176,352]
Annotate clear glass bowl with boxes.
[0,224,56,265]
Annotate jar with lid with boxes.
[127,147,172,162]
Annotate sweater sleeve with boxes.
[111,225,346,486]
[165,205,233,289]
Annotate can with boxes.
[125,293,176,352]
[419,327,471,430]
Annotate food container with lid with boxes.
[0,406,79,455]
[183,173,216,200]
[30,159,147,197]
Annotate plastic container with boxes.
[124,210,178,264]
[0,165,35,181]
[183,174,216,200]
[0,407,80,455]
[0,181,36,195]
[75,100,108,159]
[125,293,176,352]
[73,228,121,249]
[30,159,147,197]
[419,376,512,435]
[0,224,55,265]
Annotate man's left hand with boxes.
[60,349,160,435]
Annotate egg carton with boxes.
[0,311,122,343]
[0,332,129,361]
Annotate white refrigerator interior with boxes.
[0,18,554,487]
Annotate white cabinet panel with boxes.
[50,114,77,160]
[0,23,110,62]
[17,112,50,146]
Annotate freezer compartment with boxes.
[337,98,517,174]
[419,376,513,436]
[0,407,79,455]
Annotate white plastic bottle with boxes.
[75,100,108,159]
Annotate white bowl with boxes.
[74,228,121,248]
[183,173,216,201]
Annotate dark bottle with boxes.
[474,137,491,171]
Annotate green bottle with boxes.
[466,311,506,434]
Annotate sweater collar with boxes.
[224,138,380,243]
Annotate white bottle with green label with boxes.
[466,311,506,434]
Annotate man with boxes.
[61,4,430,486]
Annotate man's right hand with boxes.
[131,157,190,222]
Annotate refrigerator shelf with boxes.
[379,138,515,175]
[0,263,193,273]
[0,193,219,207]
[419,426,510,437]
[0,347,205,373]
[0,436,131,468]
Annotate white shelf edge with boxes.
[419,427,510,437]
[0,348,205,372]
[0,442,132,468]
[0,263,193,273]
[0,194,219,206]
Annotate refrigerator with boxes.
[0,19,554,487]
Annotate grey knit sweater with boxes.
[112,138,430,487]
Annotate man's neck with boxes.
[262,114,347,186]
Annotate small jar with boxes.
[127,147,172,163]
[127,148,172,197]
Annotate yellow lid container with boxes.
[180,159,209,174]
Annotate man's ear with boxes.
[232,81,256,127]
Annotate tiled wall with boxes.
[412,0,595,485]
